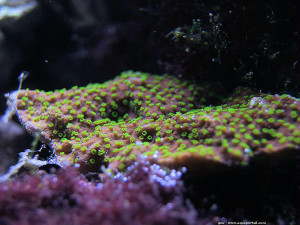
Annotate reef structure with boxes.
[0,161,200,225]
[11,71,300,172]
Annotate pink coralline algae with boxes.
[0,160,203,225]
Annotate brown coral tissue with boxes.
[12,71,300,174]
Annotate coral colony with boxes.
[11,71,300,173]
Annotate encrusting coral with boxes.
[11,71,300,172]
